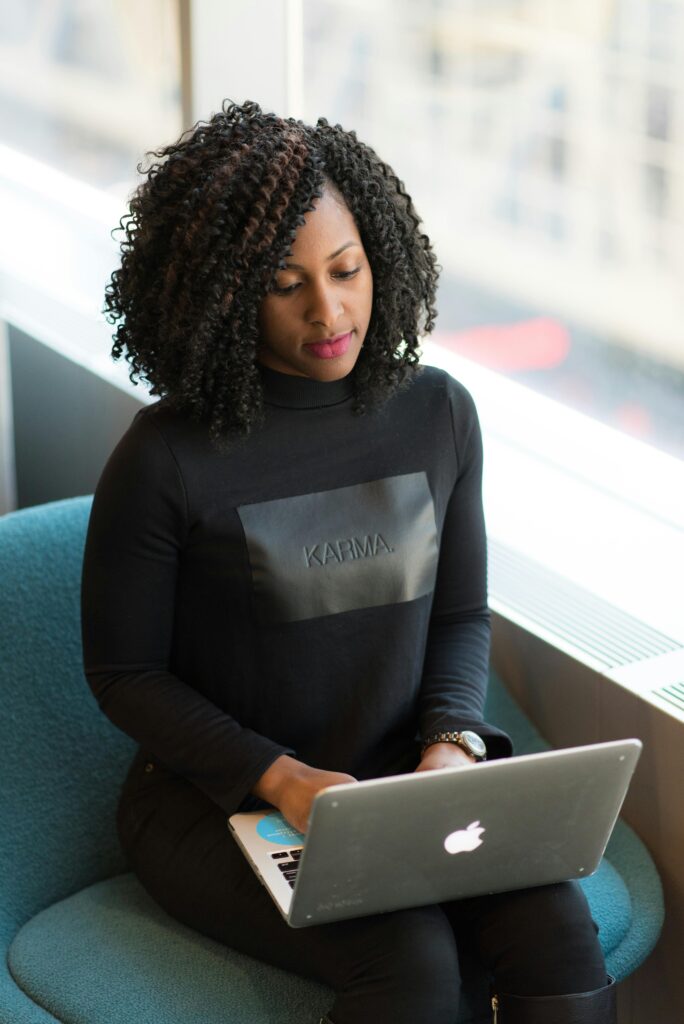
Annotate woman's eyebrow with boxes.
[284,241,360,270]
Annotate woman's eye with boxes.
[335,267,361,280]
[272,266,361,295]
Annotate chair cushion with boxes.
[9,856,635,1024]
[7,658,655,1024]
[8,873,493,1024]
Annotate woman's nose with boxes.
[306,281,343,330]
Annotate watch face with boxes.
[461,731,487,757]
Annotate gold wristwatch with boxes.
[421,729,487,762]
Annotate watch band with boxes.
[420,730,487,761]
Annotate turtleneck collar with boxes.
[258,363,355,409]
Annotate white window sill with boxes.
[422,341,684,645]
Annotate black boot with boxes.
[491,974,616,1022]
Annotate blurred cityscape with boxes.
[1,0,681,457]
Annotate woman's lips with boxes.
[304,331,352,359]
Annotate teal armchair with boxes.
[0,497,664,1023]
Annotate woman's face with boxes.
[257,187,373,380]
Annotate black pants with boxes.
[118,753,608,1024]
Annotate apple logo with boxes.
[444,820,486,854]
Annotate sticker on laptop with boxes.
[257,811,306,846]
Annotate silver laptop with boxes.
[227,739,641,928]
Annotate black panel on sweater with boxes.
[237,471,438,622]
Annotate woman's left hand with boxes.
[414,742,477,773]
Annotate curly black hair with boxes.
[104,98,441,452]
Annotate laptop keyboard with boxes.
[270,848,302,888]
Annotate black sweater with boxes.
[81,362,513,817]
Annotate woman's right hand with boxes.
[251,755,357,834]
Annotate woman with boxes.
[81,99,615,1024]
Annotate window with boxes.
[0,0,181,196]
[301,0,684,460]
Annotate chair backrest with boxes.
[0,496,135,930]
[0,496,663,983]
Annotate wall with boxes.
[8,326,144,510]
[492,612,681,1024]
